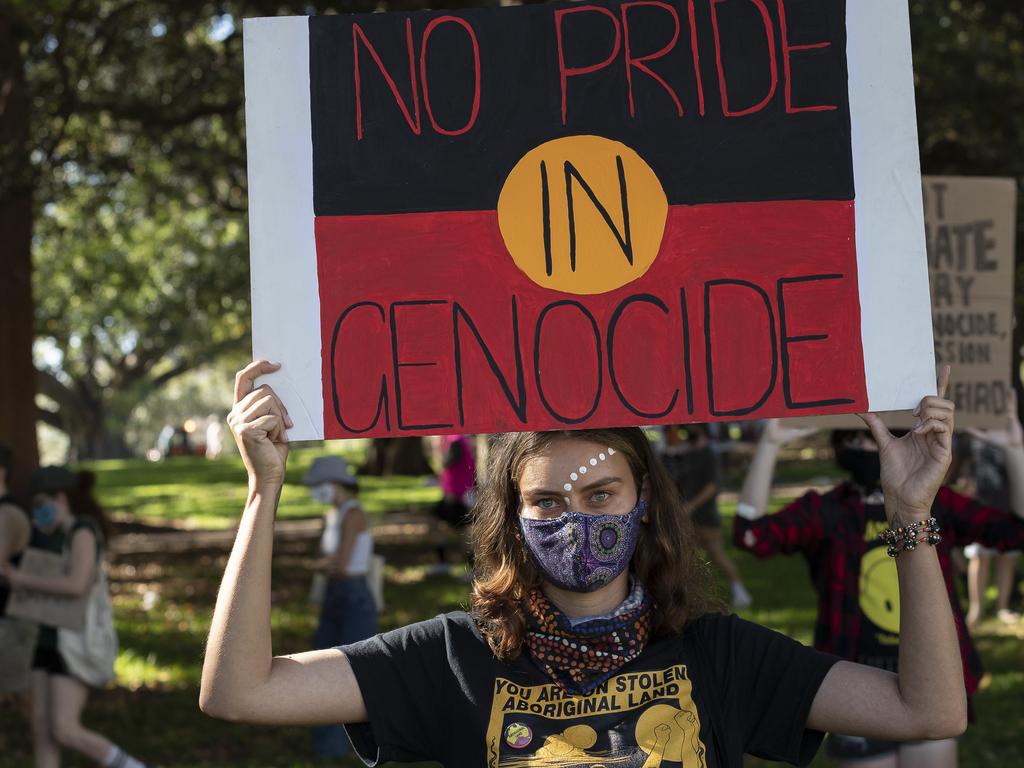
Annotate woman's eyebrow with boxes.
[576,476,624,493]
[520,476,623,497]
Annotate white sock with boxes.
[104,745,146,768]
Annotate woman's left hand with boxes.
[859,366,954,522]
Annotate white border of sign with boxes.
[847,0,936,412]
[243,5,936,442]
[244,16,324,439]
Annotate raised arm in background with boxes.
[968,388,1024,519]
[736,420,817,518]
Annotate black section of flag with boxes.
[309,0,851,216]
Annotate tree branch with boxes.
[36,405,64,431]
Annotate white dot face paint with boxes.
[558,447,621,509]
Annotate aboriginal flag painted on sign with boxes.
[300,0,867,439]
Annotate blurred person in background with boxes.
[430,434,477,578]
[204,416,224,460]
[3,466,149,768]
[0,444,35,697]
[659,424,752,609]
[734,397,1024,768]
[959,419,1021,627]
[0,443,31,612]
[304,455,377,761]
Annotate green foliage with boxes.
[22,1,258,458]
[910,2,1024,390]
[911,1,1024,176]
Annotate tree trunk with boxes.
[63,400,132,461]
[0,18,39,494]
[361,437,432,476]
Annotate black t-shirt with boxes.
[854,501,900,672]
[341,611,839,767]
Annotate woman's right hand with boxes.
[228,360,293,488]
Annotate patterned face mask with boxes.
[519,499,647,592]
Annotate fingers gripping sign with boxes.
[858,366,955,523]
[229,360,294,487]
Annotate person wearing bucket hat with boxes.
[2,466,151,768]
[202,361,968,768]
[303,455,376,761]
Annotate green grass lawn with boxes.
[87,445,443,529]
[0,454,1020,767]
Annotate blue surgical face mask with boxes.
[519,499,647,593]
[310,483,335,505]
[32,502,59,531]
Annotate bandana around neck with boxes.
[524,578,654,695]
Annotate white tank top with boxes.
[320,499,373,576]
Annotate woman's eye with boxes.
[537,498,560,510]
[591,491,610,503]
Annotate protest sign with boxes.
[785,176,1017,431]
[243,0,933,440]
[6,548,87,631]
[927,177,1017,428]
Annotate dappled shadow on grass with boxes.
[94,449,442,529]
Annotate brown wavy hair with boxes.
[470,427,721,661]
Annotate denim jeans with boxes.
[312,576,378,760]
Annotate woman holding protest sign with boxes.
[201,360,966,767]
[2,467,148,768]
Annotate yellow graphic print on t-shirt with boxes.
[859,543,901,636]
[485,665,707,768]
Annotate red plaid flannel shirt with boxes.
[733,482,1024,696]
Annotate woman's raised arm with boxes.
[807,366,967,739]
[199,360,367,725]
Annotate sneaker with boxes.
[731,581,753,610]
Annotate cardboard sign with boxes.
[927,177,1017,427]
[785,175,1018,431]
[244,0,934,440]
[6,548,86,631]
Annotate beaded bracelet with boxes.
[879,517,941,557]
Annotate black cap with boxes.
[30,466,79,496]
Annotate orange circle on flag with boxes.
[497,135,667,295]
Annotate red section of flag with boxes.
[314,200,865,438]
